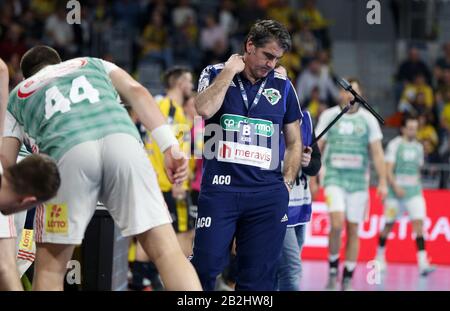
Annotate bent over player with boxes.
[1,46,201,290]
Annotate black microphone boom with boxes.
[337,78,385,124]
[311,77,385,147]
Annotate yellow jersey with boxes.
[145,97,191,192]
[401,84,434,109]
[441,103,450,130]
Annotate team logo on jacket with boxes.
[262,88,281,105]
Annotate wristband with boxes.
[151,124,179,152]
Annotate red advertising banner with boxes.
[303,188,450,265]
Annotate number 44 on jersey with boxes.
[45,75,100,120]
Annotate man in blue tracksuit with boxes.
[193,20,303,291]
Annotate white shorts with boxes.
[384,196,426,223]
[324,185,369,223]
[34,133,172,245]
[0,210,27,239]
[0,213,18,239]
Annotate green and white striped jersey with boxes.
[316,106,383,193]
[18,145,31,158]
[385,136,424,199]
[6,57,140,161]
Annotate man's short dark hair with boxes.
[20,45,62,79]
[401,115,419,128]
[163,66,191,89]
[4,154,61,202]
[245,20,292,52]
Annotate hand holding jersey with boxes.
[224,54,245,75]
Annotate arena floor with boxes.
[300,260,450,291]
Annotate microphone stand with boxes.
[310,78,385,147]
[351,92,385,125]
[311,99,356,147]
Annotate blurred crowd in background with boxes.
[1,0,450,187]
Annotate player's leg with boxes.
[0,237,22,290]
[136,224,201,290]
[100,133,201,290]
[324,186,346,290]
[407,196,435,276]
[234,187,289,291]
[342,190,369,291]
[32,141,101,290]
[0,212,22,290]
[129,240,162,291]
[342,221,358,290]
[177,230,195,257]
[375,199,399,270]
[277,226,302,291]
[32,243,76,290]
[177,196,196,258]
[128,191,181,291]
[181,195,197,257]
[164,191,195,257]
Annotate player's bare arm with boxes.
[109,67,187,184]
[386,161,405,198]
[0,109,21,169]
[370,140,388,199]
[0,137,20,169]
[109,67,167,131]
[195,54,244,119]
[283,120,302,189]
[0,58,9,140]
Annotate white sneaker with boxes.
[215,275,234,291]
[419,264,436,277]
[375,255,387,272]
[325,273,338,291]
[341,277,354,291]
